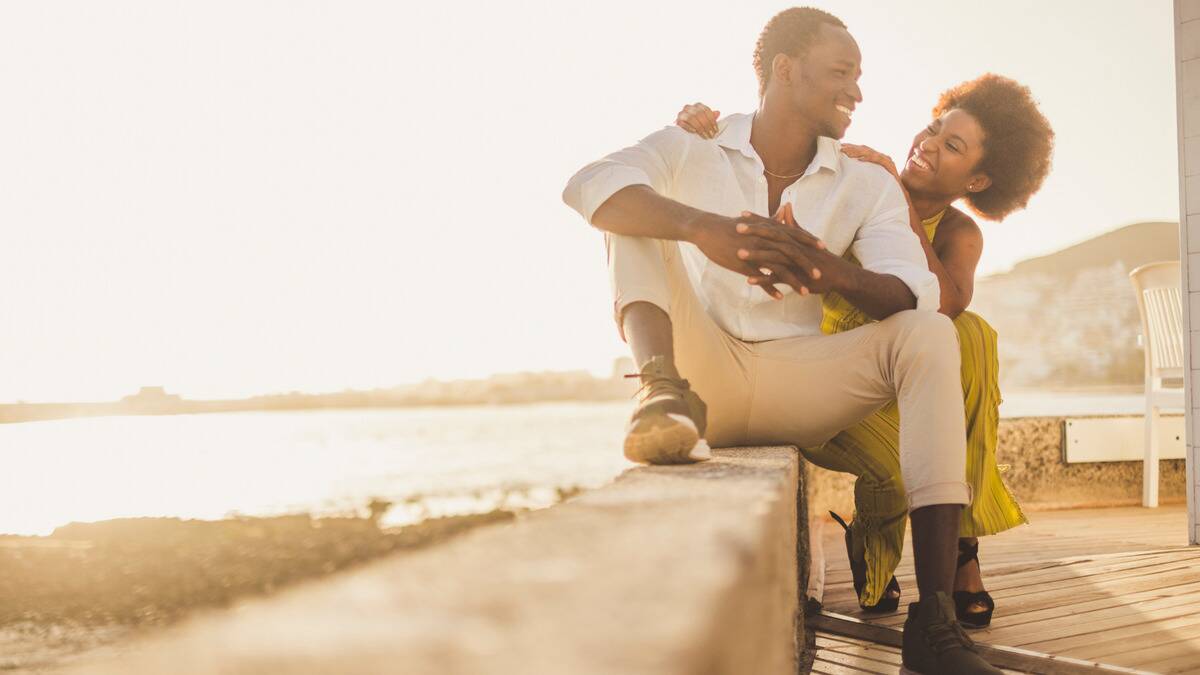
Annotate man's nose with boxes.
[847,81,863,103]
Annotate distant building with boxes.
[120,386,183,408]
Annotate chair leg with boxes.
[1144,399,1160,508]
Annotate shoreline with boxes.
[0,506,529,673]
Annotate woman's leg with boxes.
[955,311,1028,539]
[952,311,1028,611]
[805,401,907,609]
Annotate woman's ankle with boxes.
[953,538,986,594]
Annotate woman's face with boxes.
[899,108,990,199]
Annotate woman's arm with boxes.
[841,144,982,318]
[927,209,983,318]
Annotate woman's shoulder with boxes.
[939,206,982,239]
[941,205,979,232]
[932,205,983,252]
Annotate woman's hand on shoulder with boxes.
[841,143,899,180]
[675,103,720,139]
[842,143,911,206]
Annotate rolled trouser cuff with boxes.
[907,480,972,511]
[611,286,672,343]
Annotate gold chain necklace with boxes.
[752,111,808,180]
[763,166,806,180]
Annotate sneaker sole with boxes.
[623,412,710,464]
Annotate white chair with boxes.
[1129,261,1186,507]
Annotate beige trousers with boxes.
[607,233,971,510]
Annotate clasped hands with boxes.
[692,202,842,300]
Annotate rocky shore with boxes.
[0,506,521,672]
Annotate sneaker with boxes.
[622,356,710,465]
[900,592,1002,674]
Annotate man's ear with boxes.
[771,53,795,88]
[967,174,992,193]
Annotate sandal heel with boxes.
[953,590,995,629]
[954,540,995,629]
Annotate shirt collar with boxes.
[715,112,841,176]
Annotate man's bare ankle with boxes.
[635,354,681,379]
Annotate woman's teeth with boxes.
[910,154,933,171]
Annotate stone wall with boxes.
[66,448,806,675]
[807,416,1189,520]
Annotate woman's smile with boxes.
[906,149,935,173]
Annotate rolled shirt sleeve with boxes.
[562,127,692,224]
[849,178,941,312]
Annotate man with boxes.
[562,7,1002,674]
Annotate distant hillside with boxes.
[986,221,1179,283]
[972,221,1180,389]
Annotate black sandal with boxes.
[953,539,995,629]
[830,511,901,613]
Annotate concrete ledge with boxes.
[807,416,1189,518]
[67,448,804,675]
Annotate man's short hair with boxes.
[753,7,848,97]
[933,74,1055,220]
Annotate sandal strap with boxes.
[956,540,980,569]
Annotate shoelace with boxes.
[926,619,975,655]
[624,371,692,401]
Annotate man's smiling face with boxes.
[782,23,863,139]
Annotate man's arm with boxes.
[562,126,694,236]
[844,177,940,318]
[826,257,917,319]
[590,184,715,242]
[734,219,916,318]
[563,127,825,291]
[730,194,916,318]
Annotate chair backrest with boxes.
[1129,260,1184,379]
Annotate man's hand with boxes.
[686,211,796,295]
[730,204,844,297]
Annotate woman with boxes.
[675,73,1054,628]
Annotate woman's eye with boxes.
[948,144,961,153]
[924,126,935,135]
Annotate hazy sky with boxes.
[0,1,1179,402]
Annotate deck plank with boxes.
[812,504,1199,674]
[987,580,1200,629]
[1084,624,1200,665]
[811,631,1026,674]
[1020,614,1200,655]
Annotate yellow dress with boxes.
[803,209,1028,607]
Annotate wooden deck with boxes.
[811,505,1200,674]
[810,631,1029,675]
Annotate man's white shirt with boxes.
[562,112,940,341]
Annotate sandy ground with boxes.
[0,504,529,673]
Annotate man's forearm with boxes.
[833,260,917,320]
[590,185,717,242]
